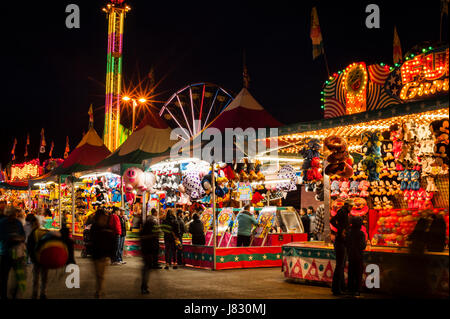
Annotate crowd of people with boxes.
[0,200,75,299]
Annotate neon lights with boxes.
[342,62,368,114]
[400,47,449,101]
[10,160,43,181]
[103,2,130,152]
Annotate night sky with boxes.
[0,0,447,167]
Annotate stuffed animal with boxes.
[277,165,297,192]
[358,180,370,197]
[330,180,340,197]
[410,169,421,191]
[123,167,156,193]
[182,170,206,200]
[360,131,384,181]
[349,180,360,196]
[306,157,323,182]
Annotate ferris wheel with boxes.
[159,83,234,140]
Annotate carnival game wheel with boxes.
[159,83,234,140]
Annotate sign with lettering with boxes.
[385,46,449,101]
[10,159,43,181]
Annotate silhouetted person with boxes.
[90,209,115,298]
[189,213,206,245]
[140,208,161,294]
[345,216,366,296]
[330,200,352,295]
[427,214,446,252]
[161,210,179,269]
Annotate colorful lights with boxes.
[10,160,43,181]
[399,47,449,101]
[103,2,130,152]
[342,62,368,114]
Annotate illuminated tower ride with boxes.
[102,0,130,152]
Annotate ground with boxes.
[13,251,384,299]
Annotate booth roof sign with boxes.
[385,46,449,101]
[10,160,43,182]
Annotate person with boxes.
[189,213,206,245]
[160,209,179,269]
[345,216,367,297]
[408,217,429,255]
[0,206,26,299]
[427,214,446,252]
[26,214,49,299]
[176,209,186,266]
[90,208,115,298]
[117,208,128,264]
[312,204,325,241]
[236,204,258,247]
[140,208,161,294]
[330,199,352,296]
[299,208,310,236]
[307,206,316,240]
[109,207,122,265]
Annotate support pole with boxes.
[142,191,147,224]
[58,177,62,229]
[211,162,216,270]
[323,161,331,244]
[120,176,124,209]
[71,177,76,235]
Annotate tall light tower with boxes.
[102,0,130,152]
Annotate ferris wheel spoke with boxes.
[189,86,196,136]
[197,84,206,133]
[176,94,193,137]
[203,88,219,131]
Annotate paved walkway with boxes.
[13,252,382,299]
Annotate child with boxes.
[345,216,367,296]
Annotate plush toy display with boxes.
[277,164,297,192]
[123,167,156,193]
[360,131,384,181]
[92,181,109,206]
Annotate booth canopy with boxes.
[97,109,175,170]
[52,127,111,176]
[208,88,283,131]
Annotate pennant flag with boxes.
[393,26,402,64]
[24,133,30,157]
[88,104,94,128]
[49,141,54,158]
[310,7,324,60]
[11,138,17,161]
[40,128,46,153]
[64,136,70,159]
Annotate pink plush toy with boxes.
[123,167,156,193]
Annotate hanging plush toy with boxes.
[123,167,156,193]
[360,131,384,181]
[277,164,297,192]
[324,136,353,178]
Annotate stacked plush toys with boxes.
[300,139,323,192]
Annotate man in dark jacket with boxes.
[140,208,161,294]
[345,216,367,296]
[160,210,179,269]
[330,200,352,296]
[189,213,206,245]
[176,210,186,266]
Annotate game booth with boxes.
[279,44,449,297]
[120,87,311,269]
